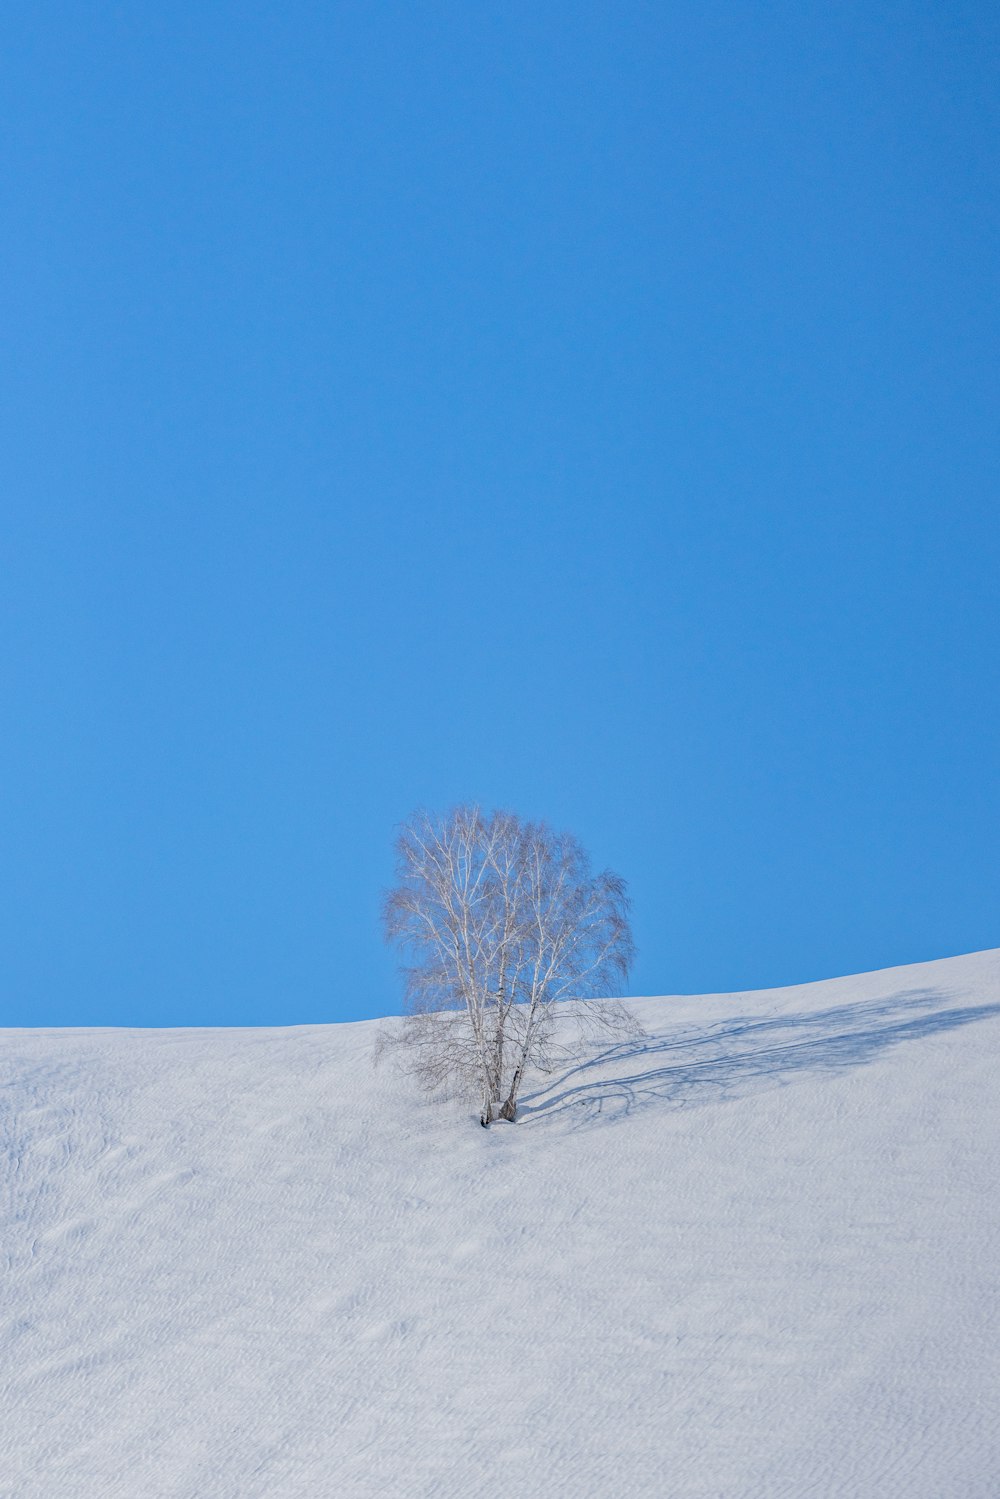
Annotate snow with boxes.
[2,948,999,1498]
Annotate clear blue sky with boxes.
[2,2,997,1027]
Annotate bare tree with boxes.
[379,806,637,1125]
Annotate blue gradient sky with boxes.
[2,2,998,1026]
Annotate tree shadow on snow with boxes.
[518,987,1000,1129]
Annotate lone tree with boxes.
[380,806,637,1125]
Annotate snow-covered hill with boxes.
[2,949,998,1498]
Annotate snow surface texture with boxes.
[2,950,999,1498]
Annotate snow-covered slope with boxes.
[2,950,998,1498]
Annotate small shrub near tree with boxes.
[378,805,638,1125]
